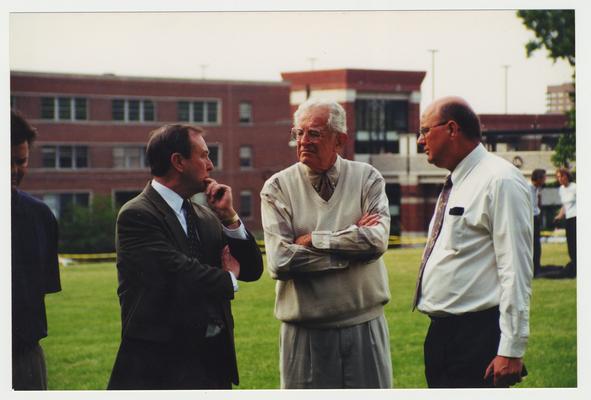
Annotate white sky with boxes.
[6,9,575,114]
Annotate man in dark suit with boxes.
[107,124,263,390]
[11,110,62,390]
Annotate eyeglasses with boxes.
[290,128,328,143]
[417,121,449,139]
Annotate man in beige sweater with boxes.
[261,99,392,389]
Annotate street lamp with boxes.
[428,49,438,101]
[502,65,510,113]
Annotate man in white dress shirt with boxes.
[414,97,532,388]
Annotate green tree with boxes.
[517,10,575,168]
[59,195,118,253]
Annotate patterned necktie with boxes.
[412,175,453,310]
[182,199,201,258]
[316,173,335,201]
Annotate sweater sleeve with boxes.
[261,178,349,280]
[310,168,390,261]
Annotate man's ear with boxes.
[336,132,348,150]
[170,152,185,173]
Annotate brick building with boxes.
[11,71,293,232]
[11,69,572,237]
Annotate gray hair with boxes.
[293,99,347,134]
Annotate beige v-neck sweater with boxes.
[261,157,391,328]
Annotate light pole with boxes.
[502,65,510,113]
[200,64,208,80]
[428,49,438,101]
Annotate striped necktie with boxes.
[182,199,201,257]
[412,175,453,310]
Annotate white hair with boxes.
[293,99,347,134]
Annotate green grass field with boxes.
[43,243,576,389]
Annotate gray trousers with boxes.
[280,314,393,389]
[12,342,48,390]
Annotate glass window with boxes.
[59,146,73,168]
[112,99,125,121]
[207,101,218,123]
[75,146,88,168]
[113,146,147,168]
[128,100,140,121]
[41,145,88,169]
[41,97,55,119]
[208,144,220,169]
[239,102,252,124]
[74,98,87,120]
[178,101,190,121]
[58,97,72,120]
[193,101,204,122]
[42,146,57,168]
[239,146,252,169]
[239,190,252,219]
[114,190,141,208]
[355,99,406,154]
[144,100,155,121]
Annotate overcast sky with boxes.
[7,8,575,115]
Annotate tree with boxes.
[59,195,118,253]
[517,10,575,168]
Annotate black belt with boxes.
[429,306,500,322]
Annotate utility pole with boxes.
[502,65,510,113]
[200,64,208,80]
[428,49,438,101]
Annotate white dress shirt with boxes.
[529,182,541,217]
[559,182,576,219]
[418,144,533,358]
[151,179,245,291]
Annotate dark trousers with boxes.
[533,215,542,275]
[424,307,500,388]
[566,217,577,273]
[12,341,47,390]
[107,335,231,390]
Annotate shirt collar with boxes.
[301,154,342,185]
[450,143,486,186]
[151,179,185,215]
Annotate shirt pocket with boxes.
[441,214,465,252]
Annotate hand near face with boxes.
[205,178,237,220]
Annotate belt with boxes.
[429,306,500,322]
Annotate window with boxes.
[355,99,407,154]
[239,190,252,219]
[111,99,155,122]
[40,97,87,120]
[41,145,88,169]
[239,146,252,169]
[177,100,220,124]
[207,144,221,169]
[113,146,147,168]
[42,192,90,219]
[114,190,141,208]
[239,102,252,124]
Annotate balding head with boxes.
[424,96,481,141]
[418,96,481,171]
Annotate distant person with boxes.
[107,124,263,389]
[261,99,392,389]
[530,169,546,277]
[414,97,532,388]
[554,167,576,278]
[11,110,62,390]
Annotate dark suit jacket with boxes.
[108,183,263,389]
